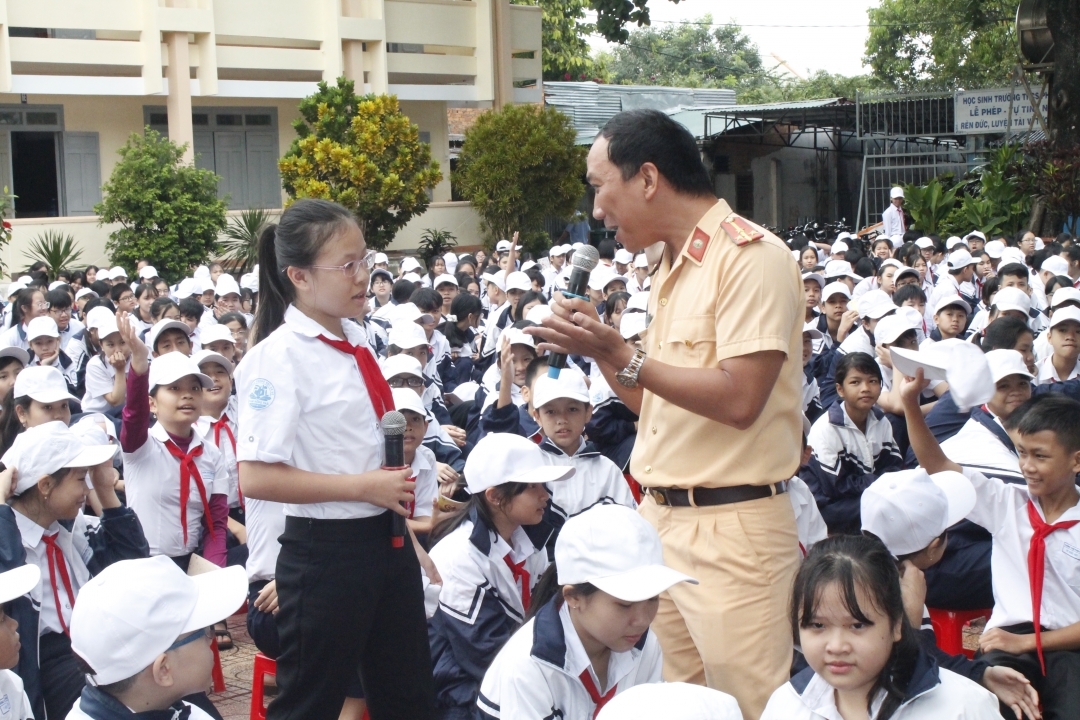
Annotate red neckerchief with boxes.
[1027,500,1079,674]
[578,669,617,718]
[316,335,395,418]
[211,414,242,508]
[41,533,76,636]
[503,554,531,611]
[163,441,215,544]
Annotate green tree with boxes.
[512,0,607,82]
[95,129,227,284]
[454,104,586,252]
[864,0,1015,92]
[736,70,877,105]
[279,77,443,251]
[606,16,763,89]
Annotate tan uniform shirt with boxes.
[630,199,804,488]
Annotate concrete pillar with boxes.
[165,32,194,165]
[491,0,513,108]
[343,40,365,87]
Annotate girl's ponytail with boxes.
[250,198,356,346]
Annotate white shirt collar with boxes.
[557,601,644,694]
[13,507,59,548]
[284,304,368,346]
[150,421,205,450]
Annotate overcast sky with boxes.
[587,0,881,78]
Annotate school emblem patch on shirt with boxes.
[248,379,276,410]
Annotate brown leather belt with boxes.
[647,482,787,508]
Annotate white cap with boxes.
[984,240,1005,259]
[505,271,532,293]
[70,555,246,686]
[946,236,966,251]
[48,280,66,291]
[824,260,862,281]
[388,321,429,350]
[965,230,987,242]
[890,187,904,199]
[485,271,507,293]
[895,266,920,283]
[192,349,234,377]
[391,387,428,419]
[196,277,215,295]
[464,433,574,494]
[75,288,98,301]
[374,252,389,264]
[403,272,423,284]
[2,421,117,496]
[556,504,697,602]
[1042,256,1070,277]
[933,293,972,316]
[947,249,978,269]
[588,270,629,293]
[16,275,32,285]
[890,234,904,249]
[525,304,553,325]
[193,265,210,279]
[443,252,458,273]
[215,274,241,297]
[370,268,394,286]
[199,324,235,347]
[86,306,116,333]
[138,266,158,280]
[802,320,823,340]
[389,302,434,326]
[614,249,633,265]
[0,346,29,367]
[821,281,852,302]
[597,683,744,720]
[633,253,649,269]
[941,340,995,411]
[548,245,569,258]
[831,241,849,254]
[176,278,198,298]
[802,272,825,290]
[532,372,589,409]
[14,365,79,404]
[858,290,896,320]
[496,240,522,253]
[381,353,424,381]
[915,237,934,250]
[620,312,647,340]
[109,266,128,279]
[1052,287,1080,309]
[994,286,1032,314]
[1001,248,1027,267]
[1050,305,1080,330]
[874,313,918,346]
[985,349,1034,383]
[626,292,649,312]
[433,273,459,288]
[861,469,976,557]
[0,565,40,605]
[502,327,535,349]
[148,351,212,391]
[6,282,26,297]
[240,273,259,292]
[26,316,59,342]
[148,319,190,350]
[401,257,422,273]
[879,258,903,272]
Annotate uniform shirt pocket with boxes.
[659,314,717,365]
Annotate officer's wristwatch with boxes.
[615,349,647,388]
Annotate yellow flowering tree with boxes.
[279,78,443,250]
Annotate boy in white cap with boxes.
[80,312,130,414]
[478,504,697,720]
[391,387,439,539]
[0,421,145,719]
[613,248,633,277]
[66,556,246,719]
[1037,306,1080,384]
[818,290,896,409]
[382,353,465,482]
[861,470,1040,719]
[931,249,980,311]
[147,318,193,358]
[0,565,40,720]
[929,294,972,344]
[199,324,237,364]
[530,372,637,523]
[427,433,574,719]
[627,254,650,295]
[882,187,906,238]
[597,683,743,720]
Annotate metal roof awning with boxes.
[702,97,858,152]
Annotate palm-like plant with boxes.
[418,228,457,269]
[23,230,82,281]
[219,208,272,274]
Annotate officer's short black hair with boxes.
[598,110,714,197]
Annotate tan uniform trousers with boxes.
[640,491,799,720]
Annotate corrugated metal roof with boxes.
[713,97,850,114]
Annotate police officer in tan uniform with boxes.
[530,110,803,720]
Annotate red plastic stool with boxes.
[928,607,991,659]
[250,653,277,720]
[211,641,225,693]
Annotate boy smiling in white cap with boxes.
[66,555,246,719]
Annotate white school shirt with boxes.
[408,444,438,520]
[245,497,287,583]
[789,476,827,555]
[67,697,216,720]
[477,601,663,720]
[195,396,241,508]
[0,324,28,352]
[235,304,385,520]
[537,438,637,520]
[1036,355,1080,384]
[962,466,1080,632]
[1033,328,1052,364]
[81,354,124,413]
[940,415,1022,483]
[14,509,93,637]
[0,670,32,720]
[58,318,85,348]
[123,423,230,558]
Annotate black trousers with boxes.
[266,514,435,720]
[979,623,1080,720]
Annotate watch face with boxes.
[615,373,637,388]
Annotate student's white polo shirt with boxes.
[245,497,286,584]
[1036,355,1080,384]
[236,304,385,520]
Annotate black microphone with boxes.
[548,245,600,379]
[381,410,409,548]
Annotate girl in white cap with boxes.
[0,421,147,720]
[427,433,575,720]
[0,365,77,454]
[478,504,697,720]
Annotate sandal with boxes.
[214,622,234,650]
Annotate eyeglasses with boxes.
[166,626,214,652]
[34,302,50,311]
[387,376,425,389]
[309,250,378,278]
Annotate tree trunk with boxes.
[1046,0,1080,150]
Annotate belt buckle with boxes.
[653,488,669,506]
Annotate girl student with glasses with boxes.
[0,289,49,353]
[237,199,439,720]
